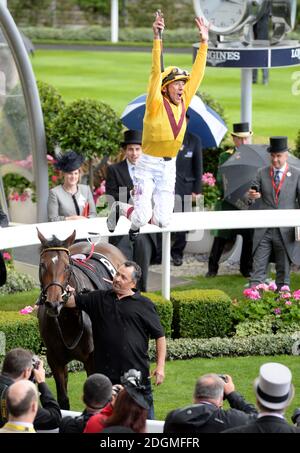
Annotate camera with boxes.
[29,355,40,383]
[291,407,300,427]
[218,374,228,383]
[250,185,259,192]
[120,369,142,388]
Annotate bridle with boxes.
[39,247,72,305]
[39,246,84,350]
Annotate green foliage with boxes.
[148,332,300,360]
[233,285,300,333]
[75,0,110,18]
[0,270,38,295]
[37,80,65,155]
[235,316,300,337]
[2,173,33,200]
[294,128,300,159]
[171,289,233,339]
[0,311,42,354]
[143,292,173,338]
[126,0,194,29]
[52,99,122,160]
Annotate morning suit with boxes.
[47,184,97,221]
[171,131,203,260]
[208,149,253,277]
[106,160,158,291]
[224,415,300,433]
[250,164,300,288]
[0,208,8,287]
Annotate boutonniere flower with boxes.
[287,172,291,177]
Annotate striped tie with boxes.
[274,170,280,186]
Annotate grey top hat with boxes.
[231,122,253,138]
[54,151,85,172]
[122,130,142,147]
[254,362,294,410]
[267,136,289,153]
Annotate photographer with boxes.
[0,348,61,430]
[59,373,113,433]
[164,373,257,433]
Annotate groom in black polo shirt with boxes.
[65,260,166,419]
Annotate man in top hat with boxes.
[248,136,300,290]
[224,362,300,433]
[105,130,159,292]
[106,13,208,241]
[206,122,254,278]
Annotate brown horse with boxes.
[37,229,125,409]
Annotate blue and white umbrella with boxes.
[121,94,227,149]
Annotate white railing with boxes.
[1,209,300,299]
[36,410,164,433]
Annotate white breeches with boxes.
[131,153,176,229]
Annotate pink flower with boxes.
[274,308,281,315]
[51,175,58,182]
[19,306,33,315]
[268,282,277,291]
[243,288,261,299]
[9,192,20,201]
[202,172,216,187]
[293,290,300,300]
[256,283,269,291]
[285,301,292,306]
[281,292,292,299]
[19,192,29,202]
[2,252,11,261]
[280,285,290,291]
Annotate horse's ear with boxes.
[66,230,76,248]
[37,228,48,246]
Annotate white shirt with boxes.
[272,163,287,182]
[126,159,136,181]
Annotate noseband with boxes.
[40,247,71,304]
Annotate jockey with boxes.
[107,12,209,241]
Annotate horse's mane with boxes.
[40,236,66,252]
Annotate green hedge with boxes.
[0,311,42,354]
[148,332,300,360]
[143,292,173,338]
[171,289,233,339]
[22,26,199,44]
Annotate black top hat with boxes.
[267,136,289,153]
[122,130,142,147]
[231,122,253,137]
[124,384,149,410]
[54,151,85,172]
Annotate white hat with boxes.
[254,362,294,410]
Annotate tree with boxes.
[52,99,122,188]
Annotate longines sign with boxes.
[193,42,300,68]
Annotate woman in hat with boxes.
[47,151,96,222]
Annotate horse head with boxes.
[37,228,76,317]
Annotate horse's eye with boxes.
[40,262,46,271]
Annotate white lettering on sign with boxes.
[291,48,300,60]
[207,50,240,66]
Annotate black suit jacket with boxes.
[105,159,157,263]
[175,132,203,197]
[106,160,133,204]
[224,415,300,433]
[0,208,8,286]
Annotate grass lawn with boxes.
[46,355,300,422]
[31,49,300,144]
